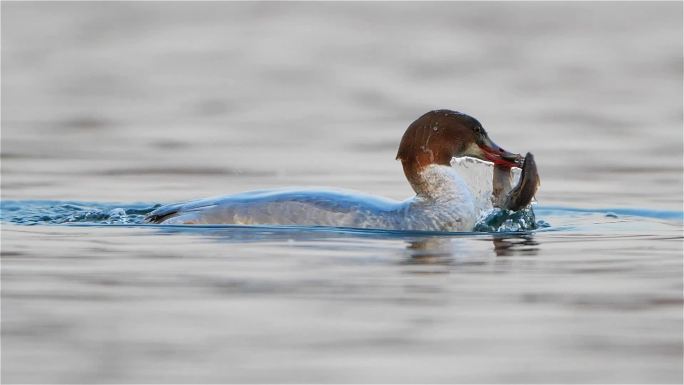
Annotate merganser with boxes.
[146,109,539,231]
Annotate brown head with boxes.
[396,110,522,193]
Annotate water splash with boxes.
[474,207,549,232]
[0,201,158,226]
[451,157,528,214]
[451,157,502,215]
[450,157,546,231]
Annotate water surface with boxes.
[2,2,682,383]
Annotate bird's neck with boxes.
[402,161,472,202]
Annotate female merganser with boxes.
[146,109,539,231]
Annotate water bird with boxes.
[146,110,539,231]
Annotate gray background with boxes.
[3,2,682,208]
[2,2,682,383]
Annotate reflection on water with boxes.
[2,211,682,383]
[492,236,539,257]
[403,235,540,265]
[3,218,682,383]
[405,238,456,264]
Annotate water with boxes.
[2,2,682,383]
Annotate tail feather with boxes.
[144,204,184,224]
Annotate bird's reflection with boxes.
[151,224,540,264]
[403,234,540,266]
[492,235,539,257]
[403,238,457,266]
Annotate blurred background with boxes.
[2,2,682,208]
[2,2,682,384]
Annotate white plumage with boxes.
[147,164,482,232]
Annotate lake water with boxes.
[2,2,682,383]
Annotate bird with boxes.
[146,109,539,231]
